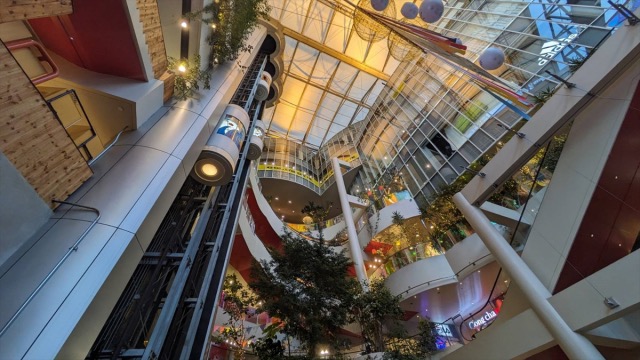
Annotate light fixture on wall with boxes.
[180,20,188,28]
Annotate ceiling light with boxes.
[200,163,218,177]
[288,200,292,203]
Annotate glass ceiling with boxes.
[263,0,401,149]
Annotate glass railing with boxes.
[369,241,444,278]
[285,213,346,233]
[241,193,256,234]
[486,128,569,248]
[358,189,413,211]
[258,135,363,195]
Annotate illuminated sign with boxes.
[435,324,453,337]
[468,310,497,329]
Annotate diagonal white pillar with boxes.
[453,192,604,360]
[331,157,368,289]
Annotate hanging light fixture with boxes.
[478,47,505,70]
[419,0,444,23]
[353,0,397,43]
[387,20,420,61]
[401,2,419,19]
[370,0,390,11]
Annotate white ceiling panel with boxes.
[323,12,351,52]
[289,42,319,77]
[303,1,333,43]
[280,77,306,104]
[366,80,385,106]
[344,33,370,63]
[262,105,276,126]
[277,0,309,33]
[310,53,339,86]
[364,38,390,71]
[298,86,324,111]
[347,72,377,99]
[331,63,358,94]
[317,94,342,118]
[262,0,402,148]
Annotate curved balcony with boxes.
[367,198,421,236]
[248,165,350,245]
[370,222,512,300]
[373,242,444,277]
[258,133,361,195]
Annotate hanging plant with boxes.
[167,54,211,100]
[567,55,588,74]
[532,86,556,105]
[187,0,271,67]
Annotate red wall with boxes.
[554,81,640,293]
[29,0,146,81]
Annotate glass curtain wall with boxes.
[258,124,363,194]
[356,0,626,208]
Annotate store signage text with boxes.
[537,32,580,66]
[468,310,497,329]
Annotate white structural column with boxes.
[453,193,604,360]
[331,158,368,288]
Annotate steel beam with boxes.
[282,28,390,82]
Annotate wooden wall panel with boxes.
[136,0,168,79]
[0,41,92,206]
[0,0,72,23]
[135,0,173,101]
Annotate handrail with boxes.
[88,126,128,166]
[0,200,100,337]
[5,38,59,84]
[369,241,444,277]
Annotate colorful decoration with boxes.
[353,0,396,42]
[419,0,444,23]
[349,0,533,113]
[371,0,390,11]
[479,47,505,70]
[364,240,393,255]
[401,2,419,19]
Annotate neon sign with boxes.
[435,324,453,337]
[467,310,498,329]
